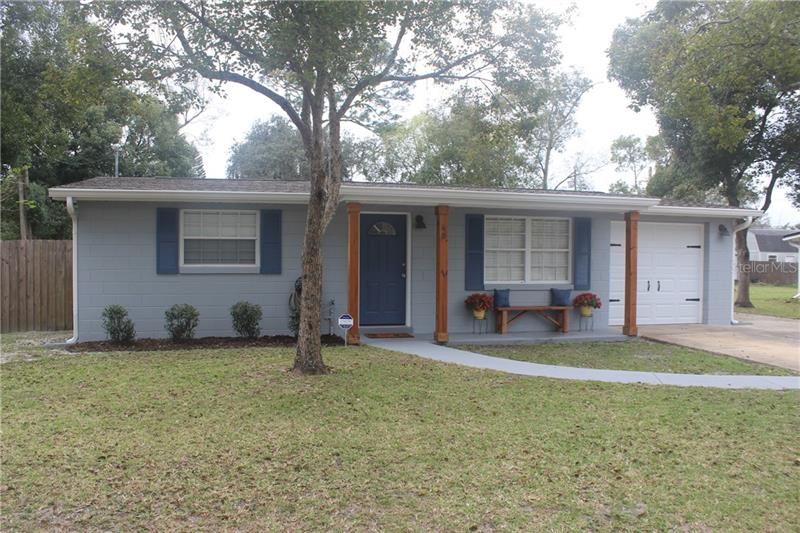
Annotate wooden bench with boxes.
[495,306,571,334]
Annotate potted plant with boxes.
[465,293,494,320]
[573,292,602,317]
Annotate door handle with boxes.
[657,280,661,292]
[647,280,651,292]
[401,262,406,279]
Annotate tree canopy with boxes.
[608,0,800,209]
[355,92,533,188]
[227,117,308,180]
[0,1,203,239]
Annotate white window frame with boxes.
[484,215,572,284]
[179,209,260,269]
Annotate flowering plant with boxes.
[573,292,602,309]
[465,293,494,311]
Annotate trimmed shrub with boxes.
[230,301,262,338]
[164,304,199,341]
[101,305,136,344]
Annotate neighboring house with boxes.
[48,177,761,342]
[747,228,798,263]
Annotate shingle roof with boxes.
[751,229,797,253]
[50,176,761,215]
[53,175,652,199]
[56,176,312,193]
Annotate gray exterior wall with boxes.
[74,200,736,341]
[76,201,347,341]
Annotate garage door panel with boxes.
[609,222,703,326]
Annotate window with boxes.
[368,221,397,236]
[485,217,571,283]
[181,210,259,267]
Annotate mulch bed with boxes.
[68,334,345,353]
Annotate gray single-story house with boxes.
[49,177,761,343]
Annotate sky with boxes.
[181,0,799,226]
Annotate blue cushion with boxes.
[550,288,572,306]
[494,289,510,308]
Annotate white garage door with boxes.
[609,222,704,325]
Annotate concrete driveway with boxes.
[639,314,800,372]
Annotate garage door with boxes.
[609,222,704,325]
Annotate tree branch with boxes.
[174,1,270,67]
[169,17,312,146]
[337,10,411,119]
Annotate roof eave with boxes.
[48,188,312,204]
[50,184,760,217]
[341,185,660,211]
[49,184,661,211]
[644,205,763,218]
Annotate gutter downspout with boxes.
[731,216,754,325]
[786,241,800,300]
[66,197,78,344]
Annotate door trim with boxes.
[360,211,412,328]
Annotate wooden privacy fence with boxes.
[1,240,72,333]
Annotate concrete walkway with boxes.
[365,339,800,390]
[640,314,800,372]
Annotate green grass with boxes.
[736,283,800,319]
[460,340,795,375]
[2,343,799,531]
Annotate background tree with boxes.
[227,115,359,181]
[356,93,533,187]
[98,1,561,373]
[608,0,800,307]
[0,1,203,239]
[525,70,592,189]
[354,70,592,189]
[609,134,648,194]
[227,117,308,180]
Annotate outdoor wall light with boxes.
[718,224,730,237]
[415,215,427,229]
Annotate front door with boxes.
[360,214,407,326]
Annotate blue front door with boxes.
[360,214,407,326]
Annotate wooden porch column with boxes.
[623,211,639,336]
[435,205,449,343]
[347,202,361,345]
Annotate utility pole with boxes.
[111,143,122,177]
[18,168,30,240]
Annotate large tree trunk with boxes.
[291,85,343,375]
[292,171,330,374]
[734,224,753,308]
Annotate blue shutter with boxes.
[156,208,179,274]
[260,209,282,274]
[465,214,484,290]
[573,217,591,290]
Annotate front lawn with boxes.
[2,345,798,531]
[461,340,795,375]
[736,283,799,319]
